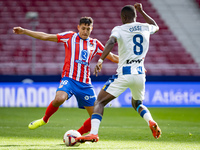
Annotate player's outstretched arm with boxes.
[94,36,117,76]
[134,3,159,31]
[13,27,58,42]
[101,37,117,61]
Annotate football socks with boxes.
[137,104,154,125]
[43,101,59,123]
[90,113,102,135]
[77,118,91,135]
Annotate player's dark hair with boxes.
[79,17,93,26]
[121,5,136,20]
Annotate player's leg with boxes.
[43,91,68,122]
[91,89,116,133]
[77,89,115,143]
[77,106,93,135]
[132,99,154,124]
[76,75,125,143]
[130,74,151,124]
[72,82,96,135]
[132,99,161,139]
[130,74,161,139]
[28,77,72,130]
[28,91,68,129]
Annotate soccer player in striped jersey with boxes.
[13,17,118,135]
[76,3,161,143]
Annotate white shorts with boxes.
[103,74,145,100]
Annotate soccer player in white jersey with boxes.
[76,3,161,143]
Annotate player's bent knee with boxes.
[53,92,68,106]
[94,99,107,107]
[94,100,102,107]
[54,97,65,104]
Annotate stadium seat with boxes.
[196,0,200,7]
[0,0,199,75]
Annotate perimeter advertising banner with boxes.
[0,82,200,107]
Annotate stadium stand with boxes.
[196,0,200,7]
[0,0,200,76]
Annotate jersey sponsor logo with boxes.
[81,50,88,60]
[75,50,89,65]
[84,95,96,100]
[75,60,88,65]
[126,59,143,64]
[85,96,89,100]
[129,26,142,32]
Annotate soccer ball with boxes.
[63,130,81,146]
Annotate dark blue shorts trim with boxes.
[102,75,118,91]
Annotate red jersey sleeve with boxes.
[57,31,75,43]
[95,39,104,56]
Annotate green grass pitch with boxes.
[0,107,200,150]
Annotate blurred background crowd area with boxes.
[0,0,200,79]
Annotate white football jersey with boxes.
[110,22,158,75]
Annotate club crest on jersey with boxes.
[89,43,94,47]
[136,66,143,74]
[89,43,95,51]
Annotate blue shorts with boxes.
[57,77,96,109]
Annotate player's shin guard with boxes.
[90,113,102,135]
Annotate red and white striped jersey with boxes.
[57,31,104,84]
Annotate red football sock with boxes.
[43,101,59,123]
[77,118,91,135]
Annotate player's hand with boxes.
[94,62,102,77]
[134,3,143,13]
[13,27,25,34]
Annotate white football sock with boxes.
[90,119,101,135]
[139,105,154,125]
[143,112,154,125]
